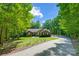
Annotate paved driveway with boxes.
[5,36,76,56]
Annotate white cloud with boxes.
[42,20,45,23]
[29,6,43,18]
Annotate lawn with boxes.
[14,37,57,48]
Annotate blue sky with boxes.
[30,3,59,24]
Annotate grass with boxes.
[13,37,57,48]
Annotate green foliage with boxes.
[43,19,52,30]
[43,18,62,35]
[43,3,79,39]
[0,3,34,45]
[57,3,79,39]
[31,21,41,29]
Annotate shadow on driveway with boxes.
[34,41,76,56]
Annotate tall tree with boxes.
[43,19,52,30]
[57,3,79,39]
[0,3,34,45]
[43,18,62,35]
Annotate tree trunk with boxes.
[5,26,8,41]
[0,25,3,45]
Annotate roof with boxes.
[40,29,50,32]
[27,29,50,33]
[27,29,40,32]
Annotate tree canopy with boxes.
[57,3,79,39]
[0,3,34,45]
[31,21,41,29]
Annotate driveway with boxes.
[5,36,76,56]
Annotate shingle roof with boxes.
[26,29,50,33]
[27,29,40,32]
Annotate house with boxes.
[38,29,51,37]
[25,29,51,37]
[26,29,40,36]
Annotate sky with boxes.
[30,3,59,24]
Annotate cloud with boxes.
[42,20,45,23]
[29,7,43,18]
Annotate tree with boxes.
[0,3,34,45]
[43,19,52,30]
[57,3,79,39]
[43,18,62,35]
[31,21,41,29]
